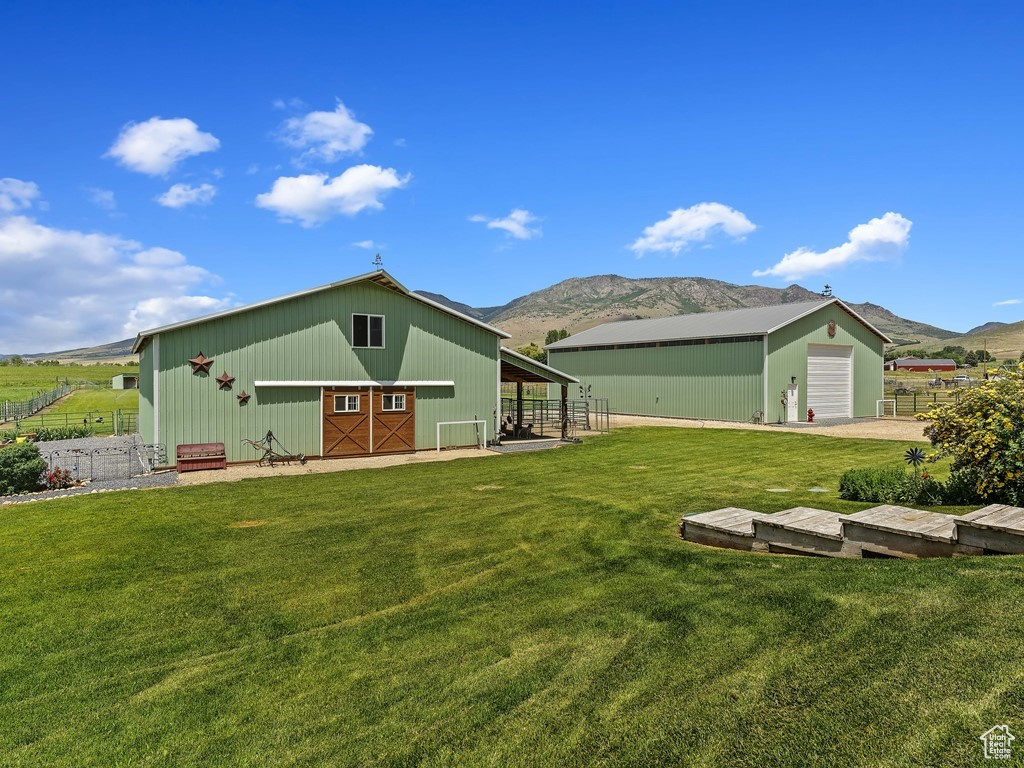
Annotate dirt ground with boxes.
[174,446,498,486]
[607,414,929,442]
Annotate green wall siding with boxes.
[548,340,764,421]
[148,282,498,462]
[765,304,884,423]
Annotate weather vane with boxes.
[373,253,383,269]
[821,284,833,298]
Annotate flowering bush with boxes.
[919,365,1024,503]
[41,467,75,490]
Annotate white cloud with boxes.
[0,178,41,212]
[106,117,220,175]
[994,299,1021,307]
[85,187,117,211]
[278,101,372,163]
[157,182,218,208]
[754,212,912,280]
[125,295,233,331]
[352,240,382,250]
[469,208,542,240]
[0,215,231,351]
[255,165,409,227]
[630,202,755,256]
[272,97,307,111]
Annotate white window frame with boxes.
[352,313,386,349]
[333,394,360,413]
[381,393,406,412]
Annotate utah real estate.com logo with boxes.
[980,725,1014,760]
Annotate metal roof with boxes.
[500,347,579,385]
[545,298,891,349]
[131,269,511,352]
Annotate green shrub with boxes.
[839,466,908,504]
[0,429,18,443]
[838,465,951,506]
[0,443,47,496]
[32,425,94,442]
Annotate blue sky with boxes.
[2,1,1022,351]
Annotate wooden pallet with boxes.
[954,505,1024,554]
[753,507,861,558]
[680,508,771,552]
[840,505,982,558]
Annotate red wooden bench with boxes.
[176,442,227,473]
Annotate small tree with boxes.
[921,368,1024,502]
[544,330,559,346]
[964,350,978,367]
[516,343,546,364]
[9,355,23,367]
[557,329,569,340]
[1019,350,1024,363]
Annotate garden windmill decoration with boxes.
[904,447,926,472]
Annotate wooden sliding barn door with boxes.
[322,388,371,457]
[372,387,416,454]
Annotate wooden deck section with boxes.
[753,507,861,558]
[680,508,771,552]
[954,504,1024,554]
[841,505,982,558]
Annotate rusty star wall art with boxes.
[188,352,214,375]
[216,371,235,390]
[236,390,251,405]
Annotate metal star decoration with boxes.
[216,371,235,390]
[188,352,214,375]
[236,389,251,405]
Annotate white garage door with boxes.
[807,345,852,419]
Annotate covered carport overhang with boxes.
[499,347,579,439]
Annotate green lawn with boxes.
[2,428,1020,766]
[47,386,139,412]
[0,364,138,402]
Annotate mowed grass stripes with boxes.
[1,427,1020,766]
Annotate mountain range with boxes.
[5,274,1017,362]
[418,275,960,349]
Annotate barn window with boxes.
[353,314,385,348]
[381,393,406,411]
[334,394,360,413]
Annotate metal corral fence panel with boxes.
[9,409,139,437]
[0,383,76,421]
[890,390,964,416]
[500,397,611,436]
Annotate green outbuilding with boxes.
[132,270,577,465]
[545,299,891,424]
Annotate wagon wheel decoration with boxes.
[188,352,214,375]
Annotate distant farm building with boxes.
[111,373,139,389]
[132,270,576,465]
[883,357,957,372]
[546,299,890,423]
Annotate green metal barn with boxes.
[545,299,890,424]
[133,270,577,465]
